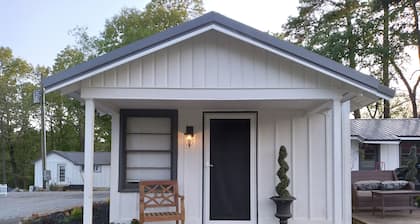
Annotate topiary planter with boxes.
[270,196,296,224]
[271,145,295,224]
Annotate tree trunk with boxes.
[345,0,361,118]
[411,0,420,65]
[382,1,391,118]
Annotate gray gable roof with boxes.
[351,119,420,141]
[43,11,394,98]
[49,150,110,165]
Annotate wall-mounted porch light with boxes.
[184,126,194,148]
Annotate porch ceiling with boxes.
[96,99,327,112]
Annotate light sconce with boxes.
[184,126,194,148]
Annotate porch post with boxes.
[341,101,351,224]
[332,99,342,223]
[83,99,95,224]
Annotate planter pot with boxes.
[270,196,296,224]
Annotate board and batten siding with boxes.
[82,31,343,91]
[109,107,335,224]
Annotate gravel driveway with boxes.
[0,191,109,224]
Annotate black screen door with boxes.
[209,119,251,220]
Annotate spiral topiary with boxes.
[275,145,290,197]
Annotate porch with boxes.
[353,210,420,224]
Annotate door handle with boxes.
[206,162,214,168]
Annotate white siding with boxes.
[83,31,343,91]
[109,107,336,224]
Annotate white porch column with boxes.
[332,99,342,223]
[109,112,120,222]
[341,101,351,224]
[83,99,95,224]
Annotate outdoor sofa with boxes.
[351,170,415,211]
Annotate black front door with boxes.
[209,119,251,220]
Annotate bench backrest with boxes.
[351,170,397,184]
[139,180,179,209]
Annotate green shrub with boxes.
[131,219,140,224]
[69,207,83,221]
[406,146,418,183]
[416,196,420,208]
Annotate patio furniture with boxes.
[371,190,420,216]
[351,170,416,211]
[139,180,185,224]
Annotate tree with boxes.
[0,47,38,188]
[95,0,204,54]
[283,0,371,118]
[283,0,420,118]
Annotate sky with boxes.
[0,0,299,67]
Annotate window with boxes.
[94,165,102,173]
[119,110,178,192]
[58,164,66,182]
[359,143,380,170]
[400,141,420,167]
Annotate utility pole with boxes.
[1,116,6,184]
[40,73,47,189]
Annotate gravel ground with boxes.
[0,191,109,224]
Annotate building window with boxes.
[58,164,66,182]
[119,110,178,192]
[94,165,102,173]
[400,141,420,167]
[359,143,380,170]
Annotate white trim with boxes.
[350,137,401,145]
[362,141,400,145]
[57,164,66,184]
[341,101,351,224]
[332,100,342,223]
[46,24,390,100]
[399,137,420,141]
[203,113,257,224]
[81,88,342,100]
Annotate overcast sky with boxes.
[0,0,299,67]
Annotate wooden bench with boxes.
[139,180,185,224]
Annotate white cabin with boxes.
[34,151,110,189]
[43,12,394,224]
[351,119,420,171]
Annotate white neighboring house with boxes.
[351,119,420,171]
[34,150,111,188]
[42,12,394,224]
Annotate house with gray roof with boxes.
[34,150,110,189]
[42,12,393,224]
[351,119,420,171]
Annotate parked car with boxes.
[394,163,420,183]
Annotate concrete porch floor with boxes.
[353,210,420,224]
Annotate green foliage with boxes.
[283,0,419,118]
[94,0,204,54]
[0,47,38,188]
[69,207,83,221]
[131,219,140,224]
[406,146,418,183]
[275,146,290,197]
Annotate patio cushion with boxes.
[381,180,408,190]
[354,180,381,190]
[356,190,372,198]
